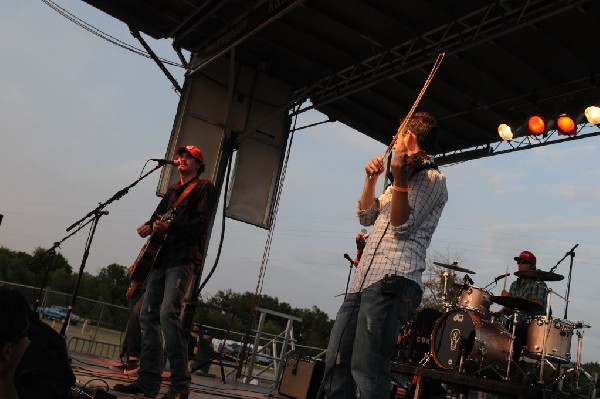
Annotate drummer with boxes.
[500,250,548,363]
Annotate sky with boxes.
[2,1,600,363]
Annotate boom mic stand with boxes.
[58,162,165,337]
[31,218,97,312]
[549,243,578,319]
[59,209,107,337]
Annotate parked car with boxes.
[39,305,80,325]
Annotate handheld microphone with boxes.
[151,159,179,166]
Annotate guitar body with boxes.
[124,179,201,298]
[126,232,166,299]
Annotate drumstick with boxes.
[502,265,509,292]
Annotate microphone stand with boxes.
[549,244,578,320]
[343,253,355,298]
[66,163,163,232]
[31,218,96,312]
[58,162,165,337]
[59,210,107,337]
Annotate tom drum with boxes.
[456,285,492,319]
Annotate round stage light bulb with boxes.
[498,124,513,140]
[556,114,576,135]
[585,106,600,124]
[527,115,546,135]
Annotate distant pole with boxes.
[0,213,3,226]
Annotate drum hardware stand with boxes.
[503,309,521,381]
[552,326,595,394]
[440,270,452,312]
[537,287,570,383]
[418,351,432,368]
[457,337,469,374]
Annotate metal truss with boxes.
[436,123,600,166]
[186,0,306,76]
[302,0,592,110]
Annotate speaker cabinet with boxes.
[279,357,325,399]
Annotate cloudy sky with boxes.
[2,1,600,363]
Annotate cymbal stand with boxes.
[505,309,520,381]
[537,285,554,383]
[535,287,570,382]
[553,327,595,394]
[441,270,451,311]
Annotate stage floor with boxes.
[69,351,596,399]
[70,352,282,399]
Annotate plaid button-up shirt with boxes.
[509,278,548,317]
[349,166,448,293]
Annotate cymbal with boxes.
[433,261,476,274]
[490,296,544,313]
[514,270,564,282]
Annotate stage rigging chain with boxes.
[252,106,299,303]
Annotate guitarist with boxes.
[115,145,217,399]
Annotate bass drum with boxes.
[397,308,441,365]
[430,309,512,372]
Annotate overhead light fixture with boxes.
[585,106,600,124]
[527,115,546,135]
[498,123,513,140]
[556,114,576,135]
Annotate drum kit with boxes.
[397,260,593,384]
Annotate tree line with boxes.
[0,245,334,350]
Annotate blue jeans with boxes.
[136,265,194,395]
[321,277,422,399]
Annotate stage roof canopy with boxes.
[82,0,600,163]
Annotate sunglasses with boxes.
[516,260,532,265]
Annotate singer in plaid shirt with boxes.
[321,112,448,399]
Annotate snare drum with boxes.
[524,316,573,363]
[430,309,512,372]
[456,285,492,318]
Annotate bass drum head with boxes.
[430,309,477,370]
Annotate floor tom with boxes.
[524,316,573,363]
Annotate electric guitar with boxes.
[125,209,175,299]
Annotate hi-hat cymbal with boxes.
[490,296,544,313]
[433,261,476,274]
[514,270,564,282]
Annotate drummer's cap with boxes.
[514,250,536,266]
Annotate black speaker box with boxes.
[279,357,325,399]
[15,319,76,399]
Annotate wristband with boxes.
[392,185,409,193]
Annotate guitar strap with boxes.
[169,179,200,212]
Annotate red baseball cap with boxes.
[177,145,204,162]
[514,250,536,265]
